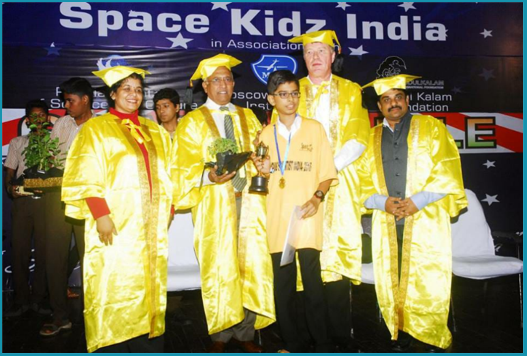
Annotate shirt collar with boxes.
[205,98,234,112]
[276,114,301,139]
[382,111,412,132]
[110,107,140,125]
[64,110,96,126]
[307,74,332,86]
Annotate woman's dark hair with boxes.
[267,70,299,94]
[107,73,145,108]
[153,88,180,107]
[59,77,94,105]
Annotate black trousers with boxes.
[271,249,331,352]
[45,191,85,322]
[11,196,47,306]
[324,277,351,345]
[95,334,164,353]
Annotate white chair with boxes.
[451,189,523,329]
[167,210,201,291]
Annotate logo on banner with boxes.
[251,55,297,85]
[376,56,407,78]
[96,55,130,70]
[376,56,444,90]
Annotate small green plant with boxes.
[21,113,64,172]
[207,138,239,157]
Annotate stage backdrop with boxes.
[2,2,523,289]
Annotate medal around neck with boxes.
[249,141,270,194]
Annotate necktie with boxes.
[220,106,246,192]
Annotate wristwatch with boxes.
[314,190,325,202]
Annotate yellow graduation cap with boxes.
[362,74,421,96]
[189,54,242,86]
[288,30,341,54]
[92,65,150,87]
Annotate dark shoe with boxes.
[425,344,444,353]
[231,339,263,353]
[391,333,413,352]
[39,319,72,337]
[67,288,80,299]
[4,304,29,318]
[207,341,226,353]
[30,302,52,315]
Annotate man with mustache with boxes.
[357,74,467,352]
[171,54,274,353]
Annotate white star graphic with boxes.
[336,3,350,11]
[479,68,495,81]
[45,42,61,56]
[451,87,463,94]
[483,160,495,169]
[480,29,493,38]
[398,2,416,12]
[211,2,231,11]
[481,194,499,206]
[349,45,368,57]
[483,160,496,169]
[166,34,193,49]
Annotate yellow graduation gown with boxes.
[357,115,467,348]
[171,105,275,334]
[61,113,173,352]
[273,75,370,283]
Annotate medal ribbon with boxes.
[274,124,292,178]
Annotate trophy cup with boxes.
[249,142,269,194]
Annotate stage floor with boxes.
[2,275,522,353]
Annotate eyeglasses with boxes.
[271,91,301,99]
[206,77,234,85]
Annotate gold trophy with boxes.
[249,142,269,194]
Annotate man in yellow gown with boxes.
[171,54,274,353]
[277,30,371,349]
[357,74,467,351]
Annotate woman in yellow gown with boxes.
[61,66,173,352]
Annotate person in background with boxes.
[40,77,94,336]
[154,88,180,140]
[358,74,467,352]
[4,100,52,318]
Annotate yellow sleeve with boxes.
[339,79,371,148]
[418,116,467,217]
[61,120,107,220]
[355,132,377,214]
[171,112,208,210]
[316,122,338,186]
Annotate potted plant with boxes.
[21,112,64,191]
[205,138,252,176]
